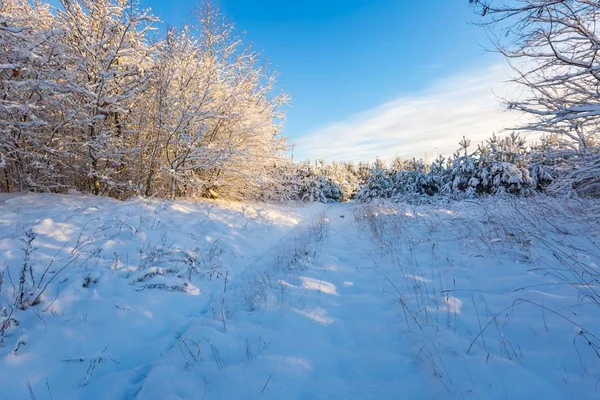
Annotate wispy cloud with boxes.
[293,62,532,162]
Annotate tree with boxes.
[470,0,600,150]
[0,0,289,200]
[57,0,158,196]
[0,0,70,192]
[179,3,289,200]
[356,159,394,201]
[143,26,218,199]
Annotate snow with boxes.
[1,193,599,399]
[0,64,19,70]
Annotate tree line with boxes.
[2,0,599,202]
[1,0,288,199]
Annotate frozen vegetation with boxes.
[2,0,600,398]
[1,194,599,399]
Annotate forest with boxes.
[1,0,598,203]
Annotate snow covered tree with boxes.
[471,0,600,150]
[320,161,360,201]
[283,161,336,203]
[0,0,71,192]
[0,0,288,200]
[356,159,394,201]
[392,158,439,197]
[185,3,288,197]
[57,0,158,196]
[442,133,537,195]
[266,159,362,203]
[138,26,218,199]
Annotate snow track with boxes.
[1,194,600,399]
[202,204,420,399]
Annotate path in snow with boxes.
[170,203,431,400]
[2,195,599,399]
[254,204,413,397]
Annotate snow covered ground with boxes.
[1,194,599,399]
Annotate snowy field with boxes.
[1,194,599,399]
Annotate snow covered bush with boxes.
[356,133,561,202]
[261,160,362,203]
[478,161,534,195]
[441,134,536,196]
[301,175,343,203]
[544,150,600,198]
[390,158,440,197]
[294,162,346,202]
[321,161,361,201]
[355,159,394,201]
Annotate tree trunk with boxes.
[91,157,100,195]
[145,166,155,197]
[170,175,176,200]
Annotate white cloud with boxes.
[293,62,533,162]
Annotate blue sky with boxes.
[146,0,519,161]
